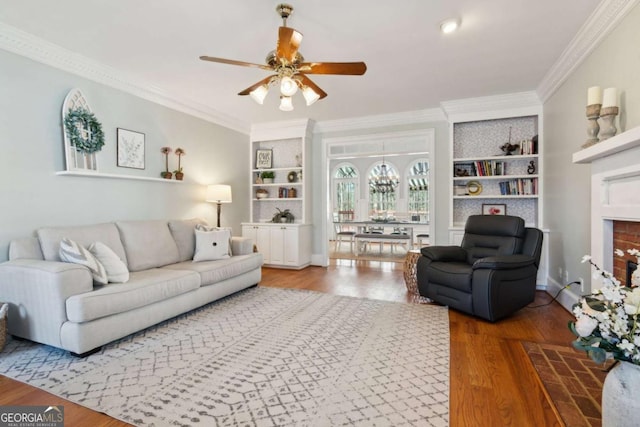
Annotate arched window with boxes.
[368,161,398,217]
[332,163,358,221]
[407,159,429,221]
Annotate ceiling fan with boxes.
[199,3,367,111]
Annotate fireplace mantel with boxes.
[573,125,640,290]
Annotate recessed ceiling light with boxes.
[440,18,460,34]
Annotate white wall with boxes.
[543,3,640,296]
[0,50,250,262]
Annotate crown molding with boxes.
[536,0,640,103]
[313,108,446,134]
[0,22,250,134]
[440,91,542,123]
[250,118,313,141]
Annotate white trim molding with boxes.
[440,91,542,123]
[0,22,250,134]
[314,108,446,134]
[536,0,640,103]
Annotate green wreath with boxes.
[63,107,105,154]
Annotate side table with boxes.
[403,250,431,303]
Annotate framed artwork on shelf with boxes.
[117,128,145,169]
[256,149,273,169]
[482,203,507,216]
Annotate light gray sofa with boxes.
[0,219,263,356]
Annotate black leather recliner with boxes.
[416,215,543,322]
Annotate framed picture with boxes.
[255,149,273,169]
[117,128,145,169]
[482,203,507,215]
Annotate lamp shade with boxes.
[250,85,269,104]
[279,96,294,111]
[206,185,232,203]
[302,86,320,106]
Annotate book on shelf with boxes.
[498,178,538,195]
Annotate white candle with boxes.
[587,86,602,105]
[602,87,618,108]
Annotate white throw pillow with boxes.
[193,229,231,262]
[89,241,130,283]
[195,224,233,256]
[59,237,108,285]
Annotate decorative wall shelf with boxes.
[56,170,185,183]
[573,124,640,163]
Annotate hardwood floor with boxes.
[0,260,574,426]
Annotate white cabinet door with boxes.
[269,226,286,265]
[283,226,300,266]
[242,225,271,263]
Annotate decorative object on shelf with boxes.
[62,90,105,172]
[160,147,173,179]
[584,86,603,148]
[527,160,536,174]
[199,4,366,111]
[272,208,295,223]
[261,170,275,184]
[499,127,519,155]
[288,187,297,198]
[173,148,186,180]
[570,249,640,426]
[482,203,506,215]
[295,153,302,167]
[206,184,233,227]
[256,149,273,169]
[466,180,482,195]
[599,87,619,141]
[255,172,263,184]
[256,188,269,199]
[117,128,145,170]
[287,171,298,182]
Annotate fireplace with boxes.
[573,125,640,290]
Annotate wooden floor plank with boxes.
[0,261,573,426]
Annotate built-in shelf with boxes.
[454,154,538,162]
[253,198,303,201]
[453,174,538,181]
[573,124,640,164]
[56,170,185,183]
[252,182,303,187]
[453,195,539,200]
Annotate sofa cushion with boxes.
[163,253,263,286]
[65,268,200,323]
[193,229,231,262]
[168,218,209,262]
[59,238,108,285]
[37,223,127,264]
[89,241,129,283]
[116,220,180,272]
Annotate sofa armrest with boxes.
[231,236,254,256]
[472,254,536,270]
[0,259,93,348]
[421,246,468,262]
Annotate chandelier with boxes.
[370,157,399,194]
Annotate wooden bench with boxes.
[354,233,411,255]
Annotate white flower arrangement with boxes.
[569,249,640,365]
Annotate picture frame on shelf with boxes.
[482,203,507,216]
[256,149,273,169]
[117,128,145,169]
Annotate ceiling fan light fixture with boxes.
[249,84,269,104]
[302,86,320,106]
[279,95,294,111]
[280,76,298,96]
[440,18,460,34]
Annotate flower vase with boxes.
[175,172,184,181]
[602,361,640,427]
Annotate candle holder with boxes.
[599,106,619,141]
[583,104,601,148]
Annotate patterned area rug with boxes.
[522,342,614,427]
[0,287,449,426]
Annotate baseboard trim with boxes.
[546,277,580,313]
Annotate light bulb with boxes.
[249,85,268,104]
[279,96,293,111]
[302,86,320,106]
[280,76,298,96]
[440,18,460,34]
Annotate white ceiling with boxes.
[0,0,602,128]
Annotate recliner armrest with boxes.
[421,246,468,262]
[472,254,536,270]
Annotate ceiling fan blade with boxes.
[297,74,327,99]
[238,75,277,95]
[276,26,303,63]
[199,56,272,71]
[299,62,367,75]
